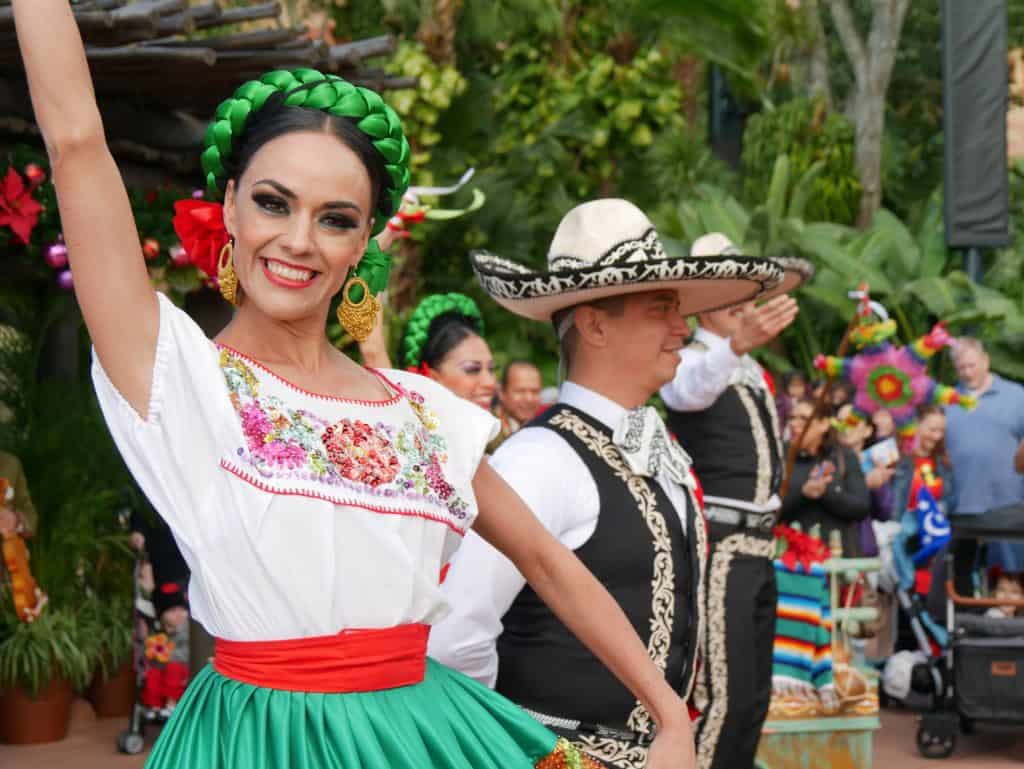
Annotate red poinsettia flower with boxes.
[172,199,229,280]
[0,166,44,245]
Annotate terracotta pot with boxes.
[0,676,74,744]
[86,658,136,718]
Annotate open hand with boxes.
[865,465,895,490]
[731,295,799,355]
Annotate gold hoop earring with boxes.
[336,276,380,343]
[217,240,239,306]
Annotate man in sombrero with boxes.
[660,233,812,769]
[429,201,784,769]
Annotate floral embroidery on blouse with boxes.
[218,349,469,522]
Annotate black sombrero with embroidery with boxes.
[470,199,785,322]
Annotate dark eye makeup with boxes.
[251,192,359,231]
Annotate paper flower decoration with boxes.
[145,633,175,664]
[814,322,976,442]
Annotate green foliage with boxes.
[1,374,136,682]
[385,41,468,177]
[657,157,1023,376]
[742,97,860,224]
[78,591,134,681]
[0,608,91,696]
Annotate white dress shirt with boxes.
[660,326,780,514]
[428,381,691,686]
[659,327,746,412]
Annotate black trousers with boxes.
[696,523,777,769]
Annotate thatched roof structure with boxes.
[0,1,413,173]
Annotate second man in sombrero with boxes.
[429,200,784,769]
[661,233,812,769]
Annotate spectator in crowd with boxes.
[945,337,1024,582]
[985,568,1024,619]
[830,380,855,410]
[0,449,36,537]
[889,405,956,620]
[130,502,191,634]
[835,404,896,557]
[781,399,870,557]
[777,369,808,430]
[870,409,895,445]
[495,360,543,444]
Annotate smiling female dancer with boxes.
[13,3,696,768]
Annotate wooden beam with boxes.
[141,27,301,50]
[194,1,279,30]
[86,45,217,66]
[329,35,395,66]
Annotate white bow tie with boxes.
[613,407,695,489]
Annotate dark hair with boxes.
[791,396,841,458]
[915,404,950,466]
[782,369,808,390]
[502,360,540,388]
[227,91,393,222]
[400,312,483,369]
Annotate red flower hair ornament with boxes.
[172,199,229,281]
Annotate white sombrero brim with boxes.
[470,250,785,322]
[757,256,815,302]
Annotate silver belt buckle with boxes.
[747,512,776,531]
[706,505,741,526]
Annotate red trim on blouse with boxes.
[219,459,468,536]
[216,343,402,406]
[214,624,430,693]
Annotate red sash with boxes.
[214,624,429,693]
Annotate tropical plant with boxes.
[655,156,1023,376]
[741,96,860,224]
[0,608,91,696]
[77,591,134,682]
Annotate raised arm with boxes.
[14,1,158,417]
[471,460,695,769]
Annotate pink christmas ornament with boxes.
[44,242,68,269]
[169,244,189,266]
[57,269,73,291]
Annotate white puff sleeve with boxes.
[91,293,236,551]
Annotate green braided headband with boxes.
[202,68,411,298]
[402,293,484,368]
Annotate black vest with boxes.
[495,405,701,731]
[667,372,783,506]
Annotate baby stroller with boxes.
[881,488,950,712]
[912,503,1024,759]
[116,535,189,754]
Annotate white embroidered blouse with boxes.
[92,294,497,641]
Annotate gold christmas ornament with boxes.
[337,276,379,342]
[217,241,239,306]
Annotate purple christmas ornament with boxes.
[45,242,68,269]
[57,269,73,291]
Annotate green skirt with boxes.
[145,658,582,769]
